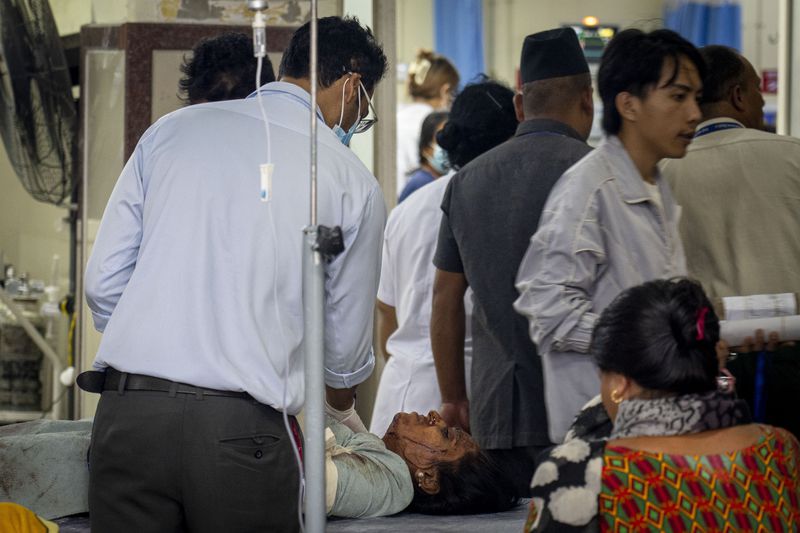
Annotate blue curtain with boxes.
[664,0,742,50]
[434,0,485,89]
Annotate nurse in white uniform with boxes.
[396,50,459,196]
[370,169,473,437]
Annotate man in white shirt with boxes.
[661,46,800,439]
[82,17,387,532]
[514,29,703,442]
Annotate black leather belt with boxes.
[77,368,252,400]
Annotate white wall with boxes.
[396,0,434,103]
[741,0,780,71]
[0,149,71,286]
[741,0,780,120]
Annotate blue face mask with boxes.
[428,144,449,174]
[333,77,362,147]
[332,121,358,147]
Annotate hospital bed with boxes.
[53,503,530,532]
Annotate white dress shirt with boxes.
[85,82,386,414]
[370,173,472,436]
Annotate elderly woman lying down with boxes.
[327,410,518,517]
[0,411,518,522]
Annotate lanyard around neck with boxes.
[694,121,743,138]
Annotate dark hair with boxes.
[278,16,388,92]
[435,77,517,169]
[522,72,591,117]
[598,29,705,135]
[408,451,519,515]
[699,45,746,107]
[418,111,449,164]
[592,278,719,395]
[179,32,275,104]
[408,49,460,99]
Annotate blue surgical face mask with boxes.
[427,144,449,174]
[332,77,362,146]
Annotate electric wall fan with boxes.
[0,0,77,206]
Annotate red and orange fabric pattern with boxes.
[599,426,800,532]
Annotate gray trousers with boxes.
[89,389,301,533]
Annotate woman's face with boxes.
[382,411,478,474]
[422,120,448,164]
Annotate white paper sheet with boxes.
[722,293,796,321]
[720,315,800,346]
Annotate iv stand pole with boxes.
[303,0,326,531]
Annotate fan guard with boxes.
[0,0,77,206]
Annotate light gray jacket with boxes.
[325,415,413,518]
[515,136,686,443]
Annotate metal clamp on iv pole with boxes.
[247,1,344,531]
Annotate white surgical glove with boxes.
[325,399,368,434]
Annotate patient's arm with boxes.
[325,385,367,433]
[326,416,413,518]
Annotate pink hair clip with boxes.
[696,306,710,341]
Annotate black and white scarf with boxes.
[525,392,752,533]
[610,391,751,439]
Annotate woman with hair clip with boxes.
[396,50,459,195]
[525,278,800,532]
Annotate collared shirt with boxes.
[433,119,592,449]
[85,81,385,414]
[371,172,473,436]
[661,117,800,298]
[514,135,686,443]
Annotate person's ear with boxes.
[581,85,595,117]
[342,73,361,105]
[616,375,640,400]
[439,83,452,107]
[415,468,441,495]
[731,83,747,113]
[513,92,525,122]
[615,91,638,124]
[607,372,633,403]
